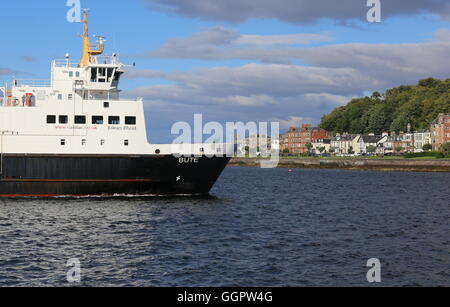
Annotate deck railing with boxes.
[53,55,120,67]
[14,79,51,88]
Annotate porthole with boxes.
[155,149,161,154]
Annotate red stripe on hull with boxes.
[0,179,159,183]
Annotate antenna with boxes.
[113,32,116,55]
[79,10,106,67]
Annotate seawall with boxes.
[229,158,450,173]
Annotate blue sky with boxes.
[1,0,449,143]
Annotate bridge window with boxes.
[59,115,68,124]
[109,116,120,125]
[98,68,107,83]
[76,72,80,78]
[92,116,104,125]
[90,68,97,82]
[113,71,122,81]
[47,115,56,124]
[69,72,73,78]
[107,68,114,82]
[125,116,136,125]
[75,116,86,124]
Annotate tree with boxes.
[422,144,433,152]
[319,78,450,134]
[371,91,382,100]
[395,146,404,153]
[305,142,313,153]
[282,148,290,154]
[348,146,355,155]
[440,142,450,157]
[367,145,377,154]
[318,147,326,154]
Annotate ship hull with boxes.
[0,155,230,197]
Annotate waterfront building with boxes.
[271,139,280,151]
[357,135,388,155]
[389,133,410,153]
[237,134,271,155]
[330,134,360,155]
[281,125,331,154]
[312,139,332,154]
[431,114,450,150]
[413,130,433,153]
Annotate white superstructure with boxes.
[0,11,226,157]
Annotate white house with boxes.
[331,134,360,155]
[414,130,432,152]
[358,135,388,154]
[312,139,331,154]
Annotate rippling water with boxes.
[0,167,449,287]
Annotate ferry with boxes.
[0,10,231,197]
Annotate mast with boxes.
[78,9,104,67]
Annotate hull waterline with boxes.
[0,155,230,197]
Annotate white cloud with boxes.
[125,25,450,140]
[235,33,332,46]
[142,27,450,85]
[145,26,332,62]
[20,56,35,63]
[146,0,450,24]
[278,116,309,129]
[124,29,450,130]
[0,68,16,76]
[126,63,377,100]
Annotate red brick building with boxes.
[431,114,450,150]
[281,124,331,154]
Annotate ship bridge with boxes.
[51,53,124,96]
[1,9,129,107]
[51,9,125,100]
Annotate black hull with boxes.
[0,155,230,197]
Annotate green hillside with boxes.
[319,78,450,134]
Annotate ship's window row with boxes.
[47,115,137,125]
[68,71,81,78]
[90,68,116,83]
[60,139,130,147]
[57,94,74,100]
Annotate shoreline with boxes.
[229,158,450,173]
